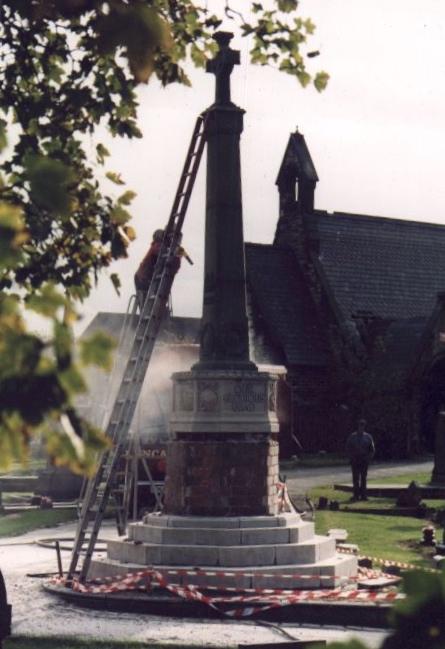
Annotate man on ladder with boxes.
[134,229,193,312]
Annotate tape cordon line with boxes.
[337,546,440,574]
[51,484,436,616]
[52,564,404,617]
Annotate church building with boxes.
[245,130,445,458]
[84,130,445,461]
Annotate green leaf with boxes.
[97,5,173,84]
[117,190,137,206]
[53,320,73,371]
[0,202,28,269]
[110,204,131,225]
[0,119,7,152]
[122,224,136,241]
[59,365,87,395]
[277,0,299,12]
[106,171,125,185]
[314,70,330,92]
[96,143,110,165]
[304,18,316,34]
[110,273,121,295]
[296,70,311,87]
[26,283,66,318]
[25,155,74,216]
[80,330,116,371]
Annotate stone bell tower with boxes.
[164,31,280,516]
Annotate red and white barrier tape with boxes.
[337,546,440,573]
[276,481,295,514]
[53,564,402,618]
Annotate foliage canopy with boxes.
[0,0,328,473]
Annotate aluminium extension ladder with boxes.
[67,112,208,584]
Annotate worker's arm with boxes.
[177,245,194,265]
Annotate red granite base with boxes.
[163,434,279,516]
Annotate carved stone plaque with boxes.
[197,381,219,413]
[222,381,266,413]
[179,383,194,412]
[170,370,281,434]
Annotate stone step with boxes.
[107,535,336,568]
[88,553,357,590]
[128,520,315,546]
[142,513,300,529]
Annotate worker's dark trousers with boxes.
[351,460,369,499]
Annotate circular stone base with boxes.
[43,581,392,628]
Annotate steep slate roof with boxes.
[81,312,200,344]
[366,317,427,390]
[276,131,319,185]
[314,211,445,320]
[380,318,427,370]
[245,243,328,366]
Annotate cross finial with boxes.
[206,31,240,105]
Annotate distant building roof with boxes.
[245,243,328,366]
[314,211,445,320]
[77,312,200,437]
[81,312,200,345]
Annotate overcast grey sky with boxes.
[79,0,445,330]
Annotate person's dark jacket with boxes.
[346,431,375,463]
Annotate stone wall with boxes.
[164,433,279,516]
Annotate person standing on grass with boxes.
[346,418,375,501]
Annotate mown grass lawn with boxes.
[4,638,210,649]
[314,510,435,567]
[309,470,443,568]
[0,509,76,537]
[368,471,431,485]
[0,459,47,476]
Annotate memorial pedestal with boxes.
[164,370,280,516]
[89,513,358,589]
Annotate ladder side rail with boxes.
[104,279,168,437]
[165,115,206,231]
[69,113,208,583]
[78,442,127,582]
[169,115,208,234]
[105,297,166,443]
[120,442,134,532]
[99,294,140,432]
[117,294,138,350]
[66,448,111,580]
